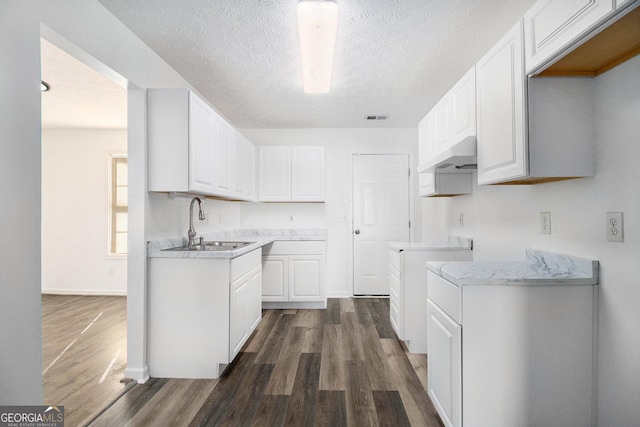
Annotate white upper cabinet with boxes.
[187,93,217,194]
[417,114,431,165]
[524,0,615,74]
[476,21,528,185]
[419,172,472,198]
[477,19,596,185]
[258,146,292,201]
[291,146,326,202]
[431,96,451,157]
[232,131,257,201]
[148,88,257,201]
[259,146,325,202]
[449,66,476,144]
[213,117,234,197]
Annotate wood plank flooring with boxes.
[42,295,129,427]
[90,298,443,427]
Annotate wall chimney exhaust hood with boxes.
[418,136,477,174]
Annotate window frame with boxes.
[107,153,128,258]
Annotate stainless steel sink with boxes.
[162,241,255,252]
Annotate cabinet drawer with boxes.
[230,249,261,282]
[427,271,462,324]
[263,240,325,255]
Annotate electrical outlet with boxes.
[540,212,551,234]
[458,213,464,227]
[606,212,624,242]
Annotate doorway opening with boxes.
[40,37,129,426]
[352,154,410,296]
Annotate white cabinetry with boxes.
[262,241,326,309]
[148,89,256,201]
[476,20,595,185]
[524,0,615,74]
[388,245,472,354]
[148,249,262,379]
[417,67,475,197]
[476,21,528,185]
[259,146,325,202]
[230,262,262,359]
[232,131,257,201]
[427,299,462,427]
[419,173,472,198]
[427,270,597,427]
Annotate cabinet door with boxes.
[427,299,462,427]
[259,146,292,201]
[419,172,436,197]
[524,0,614,73]
[449,66,476,144]
[213,116,234,196]
[230,265,262,360]
[476,20,528,185]
[188,93,216,194]
[418,115,430,166]
[289,255,324,301]
[292,146,325,202]
[233,132,245,197]
[431,97,451,157]
[244,140,257,201]
[262,255,288,301]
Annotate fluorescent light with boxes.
[296,0,339,94]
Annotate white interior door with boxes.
[353,154,410,295]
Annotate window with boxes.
[109,154,128,255]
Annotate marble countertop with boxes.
[148,228,327,259]
[426,249,598,286]
[389,236,472,252]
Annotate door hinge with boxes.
[408,168,411,177]
[409,220,411,228]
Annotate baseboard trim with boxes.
[125,366,149,384]
[42,289,127,296]
[327,291,350,298]
[262,301,327,310]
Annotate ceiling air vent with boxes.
[365,115,389,121]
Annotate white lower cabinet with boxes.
[427,300,462,427]
[262,241,326,309]
[148,249,262,379]
[427,270,597,427]
[230,263,262,360]
[388,246,472,353]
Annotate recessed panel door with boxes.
[353,154,410,295]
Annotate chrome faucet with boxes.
[188,197,206,246]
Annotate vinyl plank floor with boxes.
[42,295,128,427]
[91,298,445,427]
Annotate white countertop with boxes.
[426,249,598,286]
[388,236,472,252]
[148,228,327,259]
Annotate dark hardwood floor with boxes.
[42,295,129,427]
[90,298,443,426]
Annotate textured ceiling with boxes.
[89,0,534,129]
[41,39,127,130]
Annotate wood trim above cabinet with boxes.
[538,3,640,76]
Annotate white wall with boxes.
[42,129,127,295]
[240,128,419,297]
[434,56,640,425]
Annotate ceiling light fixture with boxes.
[296,0,339,94]
[41,81,50,92]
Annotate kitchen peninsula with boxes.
[147,229,326,379]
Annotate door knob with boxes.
[354,229,360,234]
